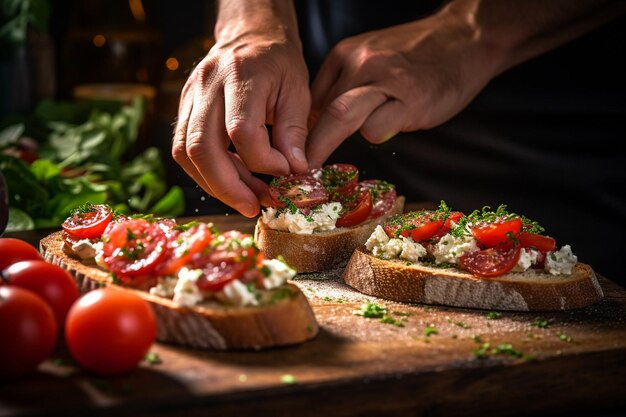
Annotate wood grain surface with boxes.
[2,208,626,417]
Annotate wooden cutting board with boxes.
[2,213,626,417]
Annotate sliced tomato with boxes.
[459,247,522,277]
[358,180,397,219]
[158,223,215,276]
[432,211,465,239]
[269,174,328,208]
[195,262,251,292]
[62,204,113,240]
[336,190,372,228]
[383,211,441,242]
[319,163,358,198]
[471,217,522,248]
[519,232,556,253]
[102,219,168,278]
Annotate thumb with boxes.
[271,84,311,174]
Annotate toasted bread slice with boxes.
[40,231,319,350]
[254,196,405,273]
[343,247,603,311]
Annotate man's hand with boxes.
[172,0,310,217]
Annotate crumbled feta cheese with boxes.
[221,279,259,306]
[432,233,480,265]
[173,267,203,306]
[545,245,577,275]
[149,276,177,298]
[365,225,390,251]
[262,259,296,289]
[399,236,427,263]
[511,248,540,272]
[93,242,107,269]
[372,237,403,259]
[262,202,343,235]
[71,239,98,259]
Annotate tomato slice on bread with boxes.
[336,190,372,228]
[269,174,328,208]
[62,204,113,240]
[471,217,522,248]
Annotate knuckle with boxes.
[185,133,210,160]
[171,140,187,163]
[326,96,354,122]
[225,118,259,144]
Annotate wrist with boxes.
[215,0,300,44]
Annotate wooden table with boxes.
[2,209,626,417]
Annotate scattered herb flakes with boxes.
[239,374,248,382]
[424,326,438,337]
[472,335,484,344]
[280,374,297,385]
[143,351,162,365]
[380,315,406,327]
[492,343,523,358]
[485,311,502,320]
[354,302,387,319]
[555,332,573,343]
[473,342,491,358]
[323,296,332,302]
[532,318,550,329]
[446,316,470,329]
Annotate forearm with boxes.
[215,0,300,43]
[441,0,626,75]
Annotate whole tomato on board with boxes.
[0,238,42,272]
[0,286,58,377]
[65,288,157,375]
[2,260,79,326]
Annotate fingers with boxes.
[271,82,310,174]
[359,99,407,144]
[306,85,388,168]
[223,78,290,176]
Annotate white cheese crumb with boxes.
[432,233,480,265]
[545,245,577,275]
[262,259,296,289]
[221,279,259,306]
[173,267,203,306]
[261,202,343,235]
[149,276,177,298]
[365,225,390,251]
[399,236,427,263]
[511,248,540,272]
[71,239,98,260]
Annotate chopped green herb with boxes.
[280,374,297,385]
[532,318,550,329]
[424,326,438,337]
[446,316,470,329]
[492,343,523,358]
[380,315,405,327]
[473,342,491,358]
[143,352,162,365]
[486,311,502,320]
[555,332,573,343]
[354,302,387,318]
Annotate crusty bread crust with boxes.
[254,196,405,273]
[343,247,604,311]
[40,231,319,350]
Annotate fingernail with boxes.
[291,146,306,162]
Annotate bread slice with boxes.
[254,196,405,273]
[40,231,319,350]
[343,247,604,311]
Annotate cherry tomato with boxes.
[471,217,522,248]
[158,223,215,275]
[0,286,58,376]
[2,260,79,326]
[269,174,328,208]
[62,204,113,240]
[383,211,441,241]
[65,288,156,375]
[0,238,42,272]
[519,232,556,253]
[359,180,397,219]
[336,190,373,228]
[318,163,359,197]
[102,219,168,278]
[459,247,522,277]
[432,211,465,239]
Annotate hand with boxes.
[172,12,310,217]
[306,6,498,167]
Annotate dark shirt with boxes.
[296,1,626,283]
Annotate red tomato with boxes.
[102,219,168,278]
[62,204,113,240]
[336,190,372,228]
[65,288,156,375]
[269,174,328,208]
[383,211,442,242]
[3,260,79,326]
[0,238,42,272]
[471,218,523,248]
[519,232,556,253]
[358,180,397,219]
[459,247,522,277]
[318,163,359,197]
[158,223,215,275]
[0,286,58,376]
